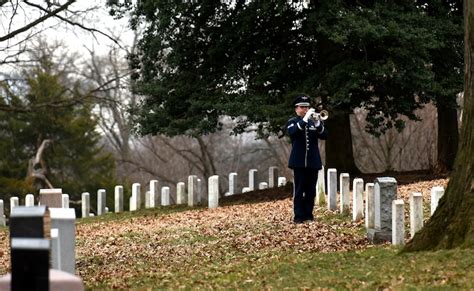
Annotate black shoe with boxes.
[293,219,304,224]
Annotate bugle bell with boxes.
[313,109,329,121]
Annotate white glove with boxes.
[314,119,321,127]
[302,108,315,123]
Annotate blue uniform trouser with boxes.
[293,167,318,221]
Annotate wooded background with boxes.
[0,1,463,205]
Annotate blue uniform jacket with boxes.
[287,116,328,169]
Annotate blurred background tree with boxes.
[0,41,117,205]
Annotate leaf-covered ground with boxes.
[0,176,451,288]
[76,197,371,288]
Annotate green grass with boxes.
[86,245,473,289]
[249,247,474,289]
[118,247,474,289]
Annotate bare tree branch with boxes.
[196,136,217,177]
[0,0,76,42]
[23,0,122,48]
[159,137,206,174]
[118,158,177,186]
[7,0,21,36]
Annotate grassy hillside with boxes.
[1,177,472,289]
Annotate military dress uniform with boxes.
[287,101,328,223]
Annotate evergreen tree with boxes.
[417,0,463,172]
[111,0,462,173]
[0,51,117,201]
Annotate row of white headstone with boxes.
[0,166,287,223]
[391,186,445,245]
[0,193,71,227]
[79,167,288,215]
[1,166,445,246]
[318,167,445,245]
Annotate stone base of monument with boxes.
[0,269,83,291]
[367,228,392,244]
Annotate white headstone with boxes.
[197,178,203,204]
[242,187,251,193]
[259,182,268,190]
[365,183,375,229]
[430,186,444,216]
[249,169,258,191]
[409,192,423,238]
[150,180,159,208]
[0,200,5,226]
[50,228,61,270]
[132,183,141,210]
[368,177,398,243]
[339,173,350,214]
[316,166,326,206]
[176,182,186,204]
[130,196,137,211]
[25,194,35,207]
[278,177,287,187]
[161,187,170,206]
[327,168,337,211]
[374,177,398,231]
[392,199,405,246]
[114,185,123,213]
[49,208,76,274]
[352,178,364,221]
[10,197,19,212]
[97,189,106,216]
[268,167,279,188]
[62,194,69,208]
[145,191,151,209]
[81,192,90,218]
[228,173,238,195]
[188,175,198,206]
[208,175,219,209]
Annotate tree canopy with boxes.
[110,0,462,139]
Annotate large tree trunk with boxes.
[436,103,459,173]
[404,1,474,251]
[27,139,54,190]
[324,111,361,175]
